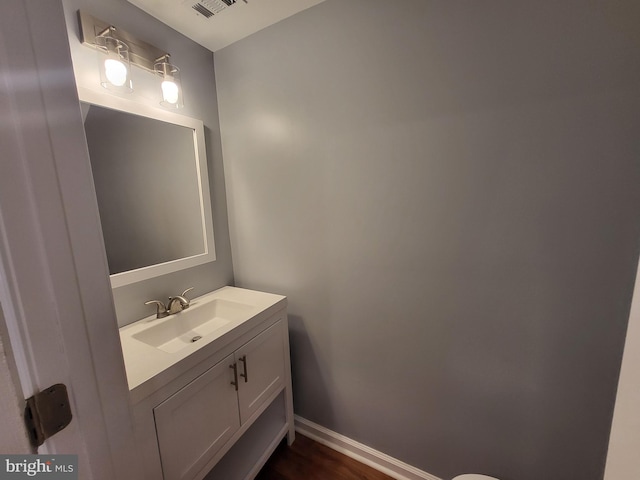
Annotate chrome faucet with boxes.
[167,287,195,314]
[145,287,194,318]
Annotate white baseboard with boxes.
[294,415,442,480]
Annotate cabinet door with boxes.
[236,320,285,424]
[154,354,240,480]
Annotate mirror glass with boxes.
[79,88,215,288]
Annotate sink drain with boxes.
[191,335,202,343]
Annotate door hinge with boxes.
[24,383,73,448]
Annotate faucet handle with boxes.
[176,287,194,310]
[145,300,169,319]
[181,287,194,298]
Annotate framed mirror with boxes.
[78,87,215,288]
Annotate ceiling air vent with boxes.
[191,0,237,19]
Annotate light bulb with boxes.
[161,79,180,104]
[104,58,128,87]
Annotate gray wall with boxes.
[215,1,640,479]
[62,0,233,326]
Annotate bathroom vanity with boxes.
[119,287,294,480]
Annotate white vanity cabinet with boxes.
[154,321,286,480]
[154,354,240,480]
[121,288,294,480]
[235,321,286,424]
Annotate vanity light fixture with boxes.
[79,11,185,108]
[95,28,133,93]
[155,57,184,109]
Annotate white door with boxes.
[0,1,142,478]
[604,257,640,479]
[236,320,286,424]
[154,354,241,480]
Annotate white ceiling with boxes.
[126,0,326,52]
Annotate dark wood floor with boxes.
[255,433,396,480]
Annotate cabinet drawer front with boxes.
[154,354,240,480]
[236,319,285,424]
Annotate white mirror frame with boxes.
[78,87,215,288]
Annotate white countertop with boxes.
[119,286,286,393]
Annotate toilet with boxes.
[452,475,500,480]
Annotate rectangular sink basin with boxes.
[120,286,288,394]
[133,298,256,353]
